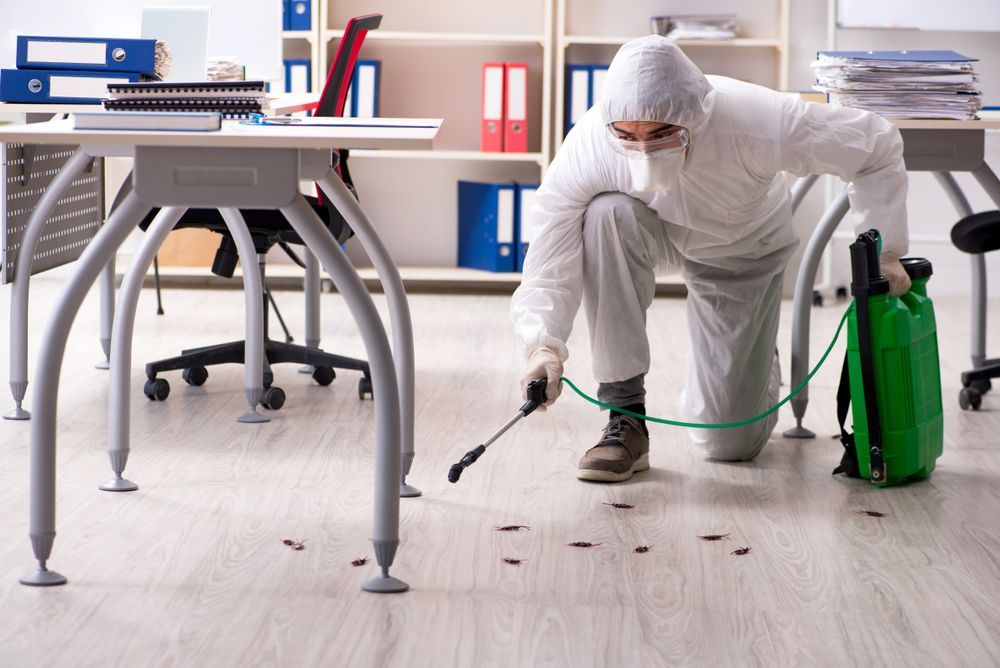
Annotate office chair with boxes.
[951,209,1000,410]
[139,13,383,410]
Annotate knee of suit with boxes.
[688,417,775,462]
[582,192,647,244]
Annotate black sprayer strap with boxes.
[850,231,887,483]
[833,352,861,478]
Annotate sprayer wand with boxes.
[448,378,548,483]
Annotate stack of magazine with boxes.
[812,50,982,120]
[103,80,267,119]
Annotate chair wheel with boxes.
[312,366,335,386]
[358,377,373,400]
[959,387,982,411]
[970,378,992,394]
[263,371,274,389]
[261,386,286,410]
[182,366,208,386]
[144,378,170,401]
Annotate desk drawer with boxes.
[134,147,298,208]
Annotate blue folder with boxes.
[288,0,311,31]
[817,50,978,62]
[16,36,158,75]
[515,183,539,272]
[0,68,140,103]
[349,60,380,117]
[284,59,311,93]
[282,0,291,30]
[458,181,518,273]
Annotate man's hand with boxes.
[522,347,563,412]
[880,251,911,297]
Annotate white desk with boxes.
[0,115,438,593]
[785,116,1000,438]
[3,95,321,421]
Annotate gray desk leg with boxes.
[790,174,820,214]
[93,173,134,372]
[95,258,115,370]
[219,209,268,424]
[784,189,851,440]
[933,172,984,368]
[970,163,1000,367]
[104,207,186,493]
[5,148,93,421]
[299,248,321,373]
[280,194,407,594]
[319,174,421,498]
[20,190,151,587]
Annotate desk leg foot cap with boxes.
[100,478,138,492]
[94,358,110,370]
[4,407,30,420]
[237,411,270,424]
[20,568,66,587]
[298,364,314,374]
[399,483,422,498]
[783,425,816,439]
[362,575,409,593]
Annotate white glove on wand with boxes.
[880,251,912,297]
[522,346,563,412]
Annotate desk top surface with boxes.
[0,116,441,151]
[0,94,319,117]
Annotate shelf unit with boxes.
[556,0,790,145]
[261,0,791,289]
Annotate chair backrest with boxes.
[316,14,382,118]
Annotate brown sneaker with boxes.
[577,413,650,482]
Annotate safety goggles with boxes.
[608,125,689,154]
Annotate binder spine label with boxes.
[27,41,105,65]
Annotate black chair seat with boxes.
[951,210,1000,255]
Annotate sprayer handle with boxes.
[519,378,548,416]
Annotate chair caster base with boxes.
[783,425,816,439]
[100,478,138,492]
[20,567,67,587]
[399,483,422,498]
[362,575,409,593]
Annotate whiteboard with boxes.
[838,0,1000,32]
[0,0,282,81]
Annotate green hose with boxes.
[560,303,854,429]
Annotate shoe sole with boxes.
[576,453,650,483]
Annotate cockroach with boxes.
[633,545,653,553]
[282,538,307,550]
[502,557,525,565]
[494,525,531,532]
[731,546,752,556]
[856,510,887,518]
[567,541,602,548]
[351,557,369,567]
[697,533,732,542]
[603,502,635,509]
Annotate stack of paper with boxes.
[811,51,982,120]
[103,80,267,119]
[207,57,243,82]
[651,14,737,40]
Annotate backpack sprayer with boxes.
[448,229,944,487]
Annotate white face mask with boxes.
[626,146,686,192]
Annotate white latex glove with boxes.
[880,251,911,297]
[521,346,563,412]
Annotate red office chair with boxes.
[139,13,383,410]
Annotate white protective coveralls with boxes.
[510,35,908,461]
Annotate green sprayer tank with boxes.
[845,230,944,486]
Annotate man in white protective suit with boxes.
[511,35,912,482]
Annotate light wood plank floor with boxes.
[1,277,999,667]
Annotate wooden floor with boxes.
[1,277,999,667]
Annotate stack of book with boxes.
[102,80,267,119]
[812,50,982,120]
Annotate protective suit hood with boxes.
[599,35,715,132]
